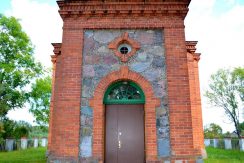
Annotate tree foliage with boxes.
[204,123,223,138]
[0,15,42,118]
[29,126,48,138]
[205,68,244,138]
[233,67,244,101]
[29,75,51,126]
[240,121,244,136]
[0,119,31,139]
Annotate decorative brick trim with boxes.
[108,32,140,62]
[89,66,160,162]
[50,43,61,64]
[186,41,197,53]
[52,43,62,55]
[57,1,190,19]
[186,41,201,62]
[192,53,201,62]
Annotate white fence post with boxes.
[5,139,14,151]
[224,138,232,149]
[204,139,210,147]
[21,137,27,149]
[41,137,47,147]
[213,138,218,148]
[240,138,244,151]
[34,138,38,148]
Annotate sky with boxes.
[0,0,244,132]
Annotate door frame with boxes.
[89,67,160,162]
[104,81,146,162]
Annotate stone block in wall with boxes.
[80,106,93,158]
[80,136,92,158]
[157,138,170,157]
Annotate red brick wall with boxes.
[48,28,83,160]
[164,27,196,157]
[187,52,204,155]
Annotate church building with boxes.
[48,0,205,162]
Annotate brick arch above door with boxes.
[89,66,161,162]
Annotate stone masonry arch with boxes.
[89,66,160,162]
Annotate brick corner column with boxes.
[164,25,195,157]
[48,21,84,162]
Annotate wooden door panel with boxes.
[105,106,118,163]
[105,105,144,163]
[118,105,144,163]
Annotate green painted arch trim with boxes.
[103,81,145,104]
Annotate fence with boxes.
[0,137,48,152]
[204,138,244,151]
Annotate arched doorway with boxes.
[103,81,145,163]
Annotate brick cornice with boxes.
[52,43,62,55]
[186,41,197,53]
[57,0,190,19]
[186,41,201,62]
[51,43,62,63]
[192,53,201,62]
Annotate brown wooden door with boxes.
[105,105,145,163]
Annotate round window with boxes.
[118,43,132,54]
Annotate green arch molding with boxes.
[103,81,145,104]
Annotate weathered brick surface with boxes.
[48,28,83,162]
[48,0,204,162]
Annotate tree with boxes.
[1,119,31,139]
[240,121,244,136]
[233,67,244,101]
[205,68,244,138]
[29,75,51,126]
[0,121,4,144]
[29,125,48,138]
[204,123,223,138]
[0,14,42,118]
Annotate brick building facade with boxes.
[48,0,205,162]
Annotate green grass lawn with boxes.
[0,147,243,163]
[0,147,47,163]
[205,147,244,163]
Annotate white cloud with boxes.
[5,0,63,68]
[7,107,36,124]
[185,0,244,132]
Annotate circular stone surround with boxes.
[108,32,140,62]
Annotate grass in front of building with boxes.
[205,147,244,163]
[0,147,47,163]
[0,146,244,163]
